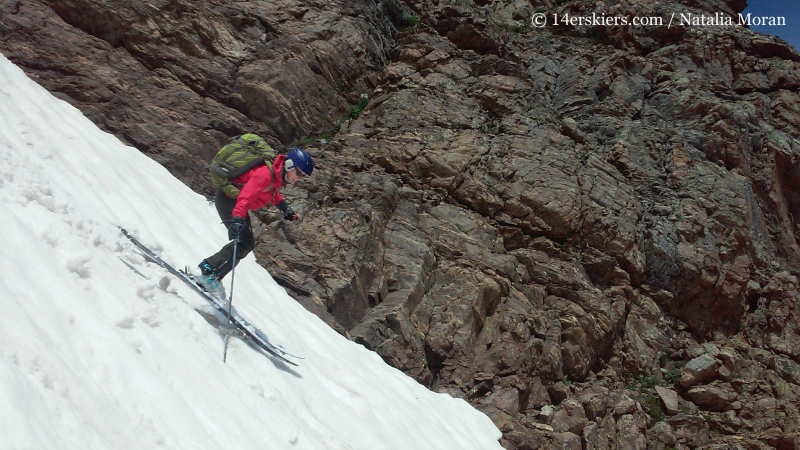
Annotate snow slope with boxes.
[0,54,503,450]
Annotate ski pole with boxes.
[223,235,239,363]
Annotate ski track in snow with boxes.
[0,53,503,449]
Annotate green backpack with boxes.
[210,134,277,198]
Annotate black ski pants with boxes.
[202,190,255,280]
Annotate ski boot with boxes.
[194,261,227,300]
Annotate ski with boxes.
[180,269,304,359]
[119,228,303,365]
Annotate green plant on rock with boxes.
[297,130,334,146]
[631,374,661,392]
[404,15,420,29]
[645,396,664,422]
[665,369,681,385]
[664,361,687,385]
[348,96,370,120]
[491,20,532,34]
[298,136,315,146]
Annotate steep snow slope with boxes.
[0,54,503,450]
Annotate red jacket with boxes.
[230,154,286,218]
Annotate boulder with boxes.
[680,354,719,388]
[582,419,614,450]
[612,393,638,416]
[480,388,520,416]
[538,404,555,424]
[667,414,710,447]
[550,399,587,435]
[579,386,610,420]
[654,386,680,415]
[551,432,582,450]
[687,383,738,412]
[646,421,677,450]
[616,414,646,450]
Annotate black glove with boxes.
[228,216,246,240]
[277,200,299,221]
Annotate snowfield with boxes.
[0,54,503,450]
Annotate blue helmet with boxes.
[286,147,313,176]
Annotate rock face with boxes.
[3,0,800,448]
[0,0,394,190]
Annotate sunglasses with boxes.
[294,167,307,179]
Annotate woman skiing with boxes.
[195,145,313,297]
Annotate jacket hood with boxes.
[272,153,287,175]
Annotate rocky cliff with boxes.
[2,0,799,448]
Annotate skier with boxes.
[195,147,313,297]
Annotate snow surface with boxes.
[0,54,503,450]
